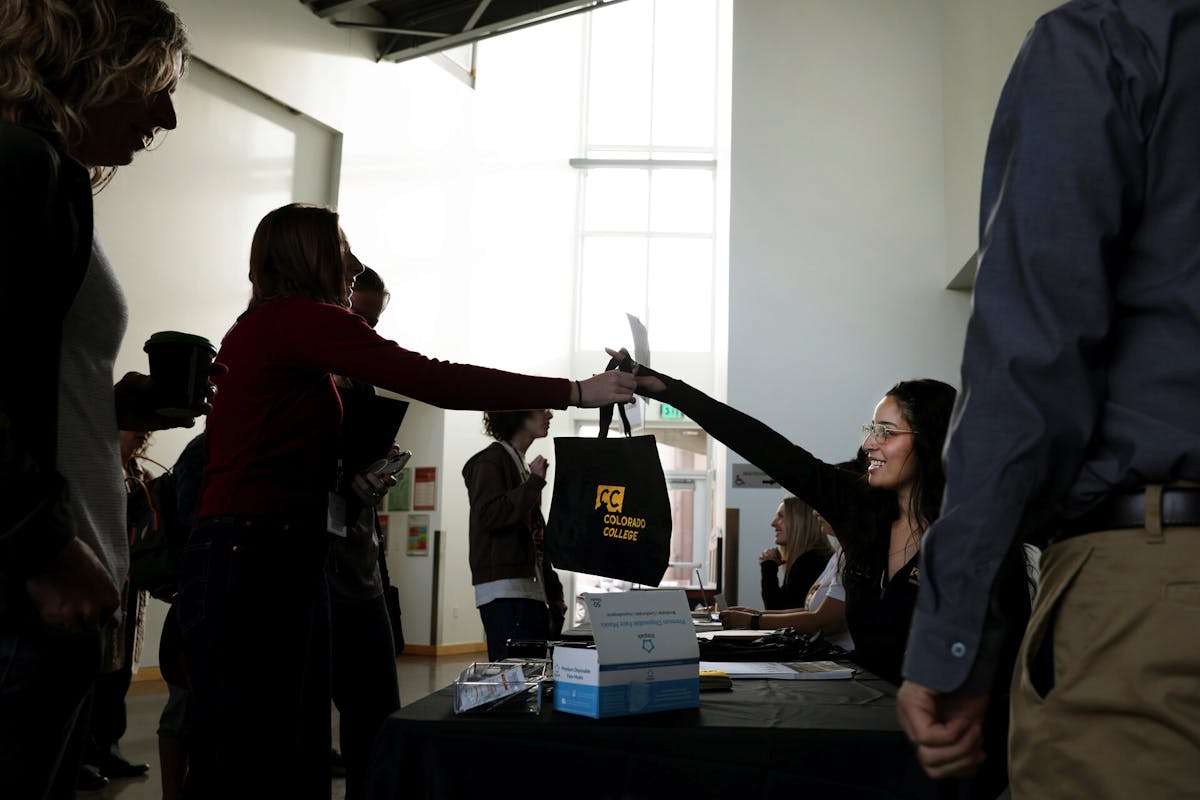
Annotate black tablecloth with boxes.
[367,671,940,800]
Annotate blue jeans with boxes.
[179,516,331,800]
[478,597,549,662]
[0,604,100,800]
[331,593,399,800]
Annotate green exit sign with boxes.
[659,403,684,420]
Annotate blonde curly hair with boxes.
[0,0,189,187]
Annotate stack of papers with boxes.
[697,661,855,680]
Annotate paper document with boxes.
[698,661,855,680]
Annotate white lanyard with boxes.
[500,441,529,481]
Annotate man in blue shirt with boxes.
[898,2,1200,796]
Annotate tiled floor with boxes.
[85,652,482,800]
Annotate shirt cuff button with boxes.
[950,642,967,658]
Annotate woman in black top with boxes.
[622,356,1030,798]
[758,496,830,610]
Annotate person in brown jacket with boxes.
[463,409,566,660]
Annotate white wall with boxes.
[940,0,1061,283]
[169,0,373,130]
[726,0,964,603]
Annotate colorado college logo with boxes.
[595,485,625,513]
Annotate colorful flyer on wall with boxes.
[387,467,412,511]
[407,513,430,556]
[413,467,437,510]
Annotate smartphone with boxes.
[369,450,412,476]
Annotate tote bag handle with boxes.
[597,351,634,439]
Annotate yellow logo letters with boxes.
[595,485,625,513]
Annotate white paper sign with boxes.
[585,590,698,664]
[732,463,779,488]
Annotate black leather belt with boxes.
[1053,487,1200,543]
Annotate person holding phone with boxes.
[181,204,635,800]
[327,260,407,800]
[464,408,565,661]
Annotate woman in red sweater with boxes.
[181,203,634,800]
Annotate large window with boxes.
[566,0,722,618]
[574,0,719,353]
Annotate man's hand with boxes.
[25,537,120,631]
[897,680,990,780]
[530,455,549,480]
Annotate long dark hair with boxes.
[839,379,956,590]
[886,378,956,531]
[247,204,348,312]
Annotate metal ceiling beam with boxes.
[346,0,629,63]
[311,0,378,18]
[462,0,493,32]
[326,21,448,38]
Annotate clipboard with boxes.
[337,388,410,472]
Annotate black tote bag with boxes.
[544,359,673,586]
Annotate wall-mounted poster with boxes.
[407,513,430,556]
[387,467,412,511]
[413,467,437,510]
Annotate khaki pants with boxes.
[1010,500,1200,799]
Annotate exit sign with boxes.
[659,403,684,420]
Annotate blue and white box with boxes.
[552,590,699,719]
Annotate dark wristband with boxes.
[574,380,582,405]
[750,613,762,631]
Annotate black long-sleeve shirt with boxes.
[655,376,920,682]
[760,549,828,611]
[906,0,1200,693]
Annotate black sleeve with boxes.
[656,375,878,541]
[0,128,88,582]
[786,550,828,604]
[172,433,207,532]
[906,6,1148,694]
[759,560,785,610]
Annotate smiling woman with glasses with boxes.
[613,349,1032,799]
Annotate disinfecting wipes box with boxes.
[553,590,699,719]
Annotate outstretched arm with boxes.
[721,595,847,637]
[609,350,868,535]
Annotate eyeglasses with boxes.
[860,422,919,442]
